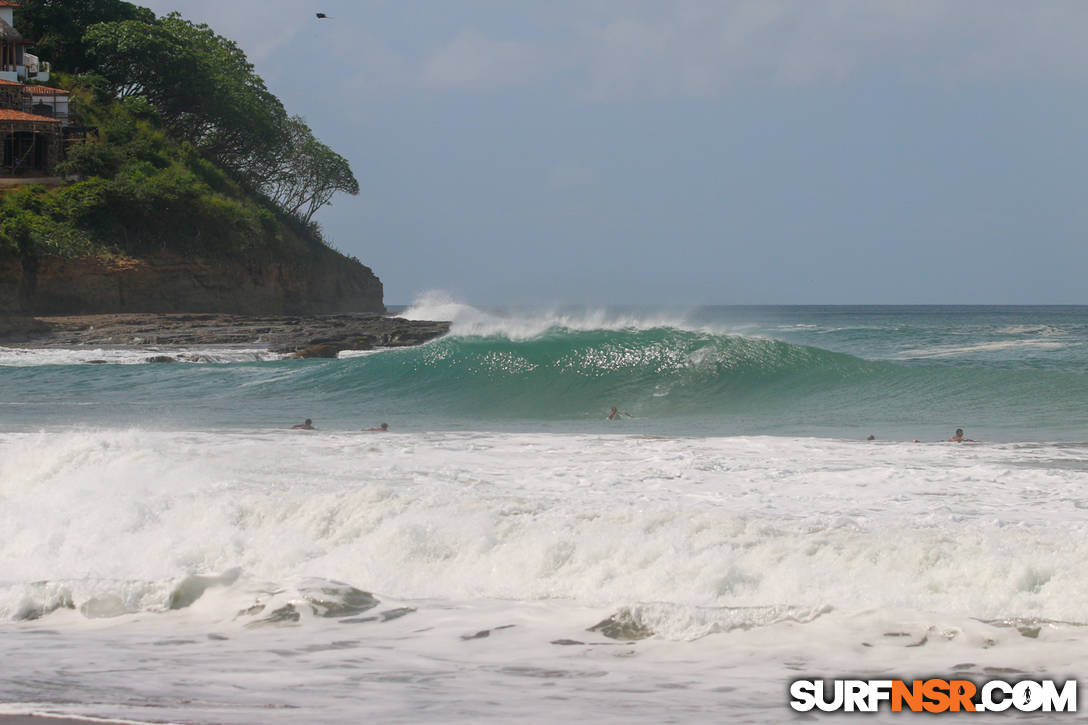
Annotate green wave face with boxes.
[4,324,1088,440]
[293,327,1088,438]
[339,328,885,419]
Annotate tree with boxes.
[261,116,358,224]
[14,0,154,73]
[155,13,287,185]
[84,13,288,188]
[82,20,198,100]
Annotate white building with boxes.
[0,0,50,83]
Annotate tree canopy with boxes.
[14,0,154,73]
[16,0,358,227]
[262,117,359,225]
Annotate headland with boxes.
[1,2,399,328]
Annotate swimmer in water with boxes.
[365,423,389,432]
[291,418,315,430]
[608,406,633,421]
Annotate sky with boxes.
[140,0,1088,305]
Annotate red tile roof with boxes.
[0,81,68,96]
[0,109,61,123]
[0,2,20,7]
[23,85,67,95]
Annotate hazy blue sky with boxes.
[142,1,1088,305]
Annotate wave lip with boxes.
[399,291,734,341]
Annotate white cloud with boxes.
[419,29,551,90]
[333,27,558,94]
[142,1,1088,100]
[331,28,412,92]
[951,2,1088,81]
[141,0,307,64]
[577,0,1088,98]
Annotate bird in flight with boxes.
[316,12,330,19]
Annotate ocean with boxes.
[2,300,1087,723]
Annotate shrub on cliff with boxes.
[0,193,97,258]
[1,166,304,261]
[1,90,309,261]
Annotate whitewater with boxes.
[2,302,1087,723]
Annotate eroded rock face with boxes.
[0,249,384,315]
[0,313,49,338]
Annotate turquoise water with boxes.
[2,305,1087,441]
[4,303,1088,724]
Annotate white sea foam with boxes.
[998,324,1064,336]
[399,291,743,340]
[2,429,1087,722]
[4,430,1087,617]
[336,348,386,359]
[895,339,1069,358]
[0,345,284,366]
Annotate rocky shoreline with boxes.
[0,313,451,359]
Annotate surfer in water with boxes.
[949,428,974,442]
[608,406,633,421]
[291,418,316,430]
[365,423,389,432]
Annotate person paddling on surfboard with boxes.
[365,423,389,432]
[291,418,316,430]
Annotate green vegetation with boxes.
[11,0,155,73]
[2,0,359,261]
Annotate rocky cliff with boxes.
[0,248,384,315]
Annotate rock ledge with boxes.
[0,313,451,358]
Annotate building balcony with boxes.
[24,54,50,82]
[0,58,51,83]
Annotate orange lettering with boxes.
[948,680,977,712]
[892,680,924,712]
[922,679,951,713]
